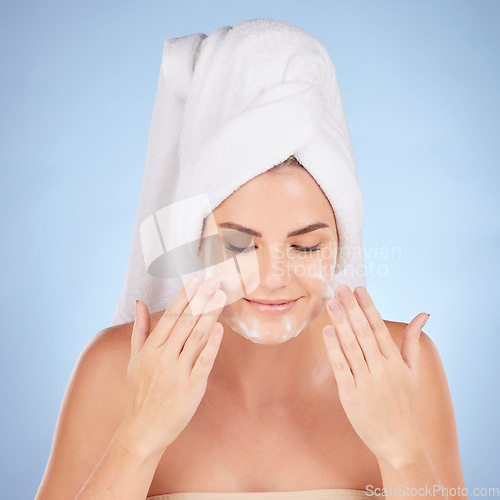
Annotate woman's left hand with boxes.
[322,284,430,466]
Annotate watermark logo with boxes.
[139,194,404,312]
[365,484,499,497]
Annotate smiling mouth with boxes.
[244,298,299,305]
[242,297,301,315]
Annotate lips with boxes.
[245,299,298,305]
[243,297,301,315]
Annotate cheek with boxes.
[304,266,335,320]
[296,256,335,300]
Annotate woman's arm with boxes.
[37,279,226,499]
[74,414,166,499]
[35,326,166,499]
[376,329,468,499]
[323,286,468,500]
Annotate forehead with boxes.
[216,168,332,214]
[207,169,336,238]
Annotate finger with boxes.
[323,325,356,391]
[146,275,211,348]
[166,281,223,355]
[131,300,151,359]
[146,275,202,347]
[190,322,224,385]
[178,290,227,371]
[400,313,429,381]
[335,286,385,374]
[326,297,369,383]
[353,286,400,360]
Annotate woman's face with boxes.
[199,166,339,345]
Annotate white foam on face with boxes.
[320,263,336,299]
[220,260,336,345]
[200,229,338,345]
[223,312,312,345]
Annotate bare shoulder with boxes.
[76,308,167,381]
[73,317,139,420]
[35,321,135,499]
[383,319,444,405]
[383,319,426,349]
[383,319,467,494]
[93,319,134,359]
[384,319,439,359]
[383,319,447,393]
[71,319,134,398]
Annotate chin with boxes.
[243,333,301,345]
[222,309,310,345]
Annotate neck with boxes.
[208,308,335,410]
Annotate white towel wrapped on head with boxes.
[112,18,366,327]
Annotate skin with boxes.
[35,164,467,498]
[197,165,341,409]
[143,165,465,495]
[161,164,465,496]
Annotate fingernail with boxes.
[328,299,341,314]
[214,290,227,307]
[324,326,335,338]
[207,289,226,309]
[420,313,430,329]
[212,323,223,339]
[186,276,201,295]
[203,276,220,293]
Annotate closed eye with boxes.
[224,243,321,254]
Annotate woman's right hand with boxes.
[122,276,226,456]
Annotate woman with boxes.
[35,19,467,500]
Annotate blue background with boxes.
[1,0,498,497]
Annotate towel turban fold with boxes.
[112,19,366,326]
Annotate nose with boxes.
[256,242,291,289]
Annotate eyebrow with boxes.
[218,222,330,239]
